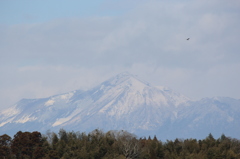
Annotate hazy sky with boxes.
[1,0,240,110]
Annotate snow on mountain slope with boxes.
[0,72,239,140]
[49,72,190,133]
[0,91,76,127]
[173,97,240,139]
[89,72,189,114]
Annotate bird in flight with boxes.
[186,38,190,40]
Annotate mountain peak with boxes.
[115,71,133,78]
[112,72,138,82]
[106,72,150,87]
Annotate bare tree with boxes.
[116,130,141,159]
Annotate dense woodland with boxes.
[0,129,240,159]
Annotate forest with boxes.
[0,129,240,159]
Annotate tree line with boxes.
[0,129,240,159]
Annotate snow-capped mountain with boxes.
[0,72,239,140]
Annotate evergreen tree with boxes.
[0,134,12,158]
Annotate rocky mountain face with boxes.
[0,72,239,140]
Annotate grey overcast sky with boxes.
[0,0,240,110]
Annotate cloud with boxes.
[0,0,240,110]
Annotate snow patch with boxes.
[52,108,81,127]
[52,97,93,127]
[45,99,55,106]
[60,92,75,100]
[52,118,70,127]
[0,106,19,118]
[0,121,8,127]
[15,115,37,123]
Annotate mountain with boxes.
[0,72,239,140]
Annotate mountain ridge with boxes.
[0,72,239,140]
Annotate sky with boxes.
[1,0,240,110]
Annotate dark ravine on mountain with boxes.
[0,72,239,140]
